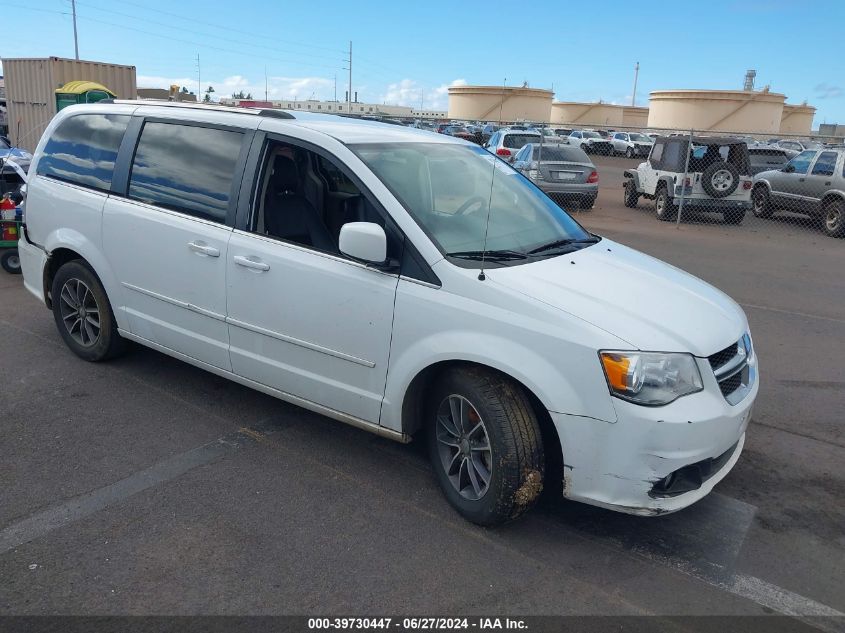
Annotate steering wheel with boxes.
[456,196,487,216]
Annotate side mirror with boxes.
[783,164,795,173]
[339,222,387,264]
[513,160,527,170]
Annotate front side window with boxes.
[811,151,837,176]
[250,140,400,262]
[786,150,817,175]
[352,143,592,264]
[37,114,130,191]
[128,122,243,222]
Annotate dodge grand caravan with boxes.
[18,102,758,525]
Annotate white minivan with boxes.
[18,102,758,525]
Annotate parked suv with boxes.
[483,129,542,163]
[19,102,758,524]
[623,136,753,223]
[568,130,613,155]
[752,148,845,237]
[611,132,654,158]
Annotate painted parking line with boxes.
[544,493,845,631]
[0,420,278,555]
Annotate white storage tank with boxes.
[647,89,786,134]
[448,85,553,122]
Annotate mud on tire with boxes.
[426,366,545,526]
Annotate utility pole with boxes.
[334,74,337,102]
[420,89,423,112]
[347,41,352,114]
[264,66,268,101]
[631,61,640,106]
[71,0,79,59]
[196,54,201,101]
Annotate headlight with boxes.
[599,351,703,406]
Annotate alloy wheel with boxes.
[825,205,842,232]
[711,169,734,192]
[58,278,101,347]
[435,394,493,501]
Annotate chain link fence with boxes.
[392,116,845,240]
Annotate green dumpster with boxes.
[55,81,117,111]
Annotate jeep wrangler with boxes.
[622,136,753,224]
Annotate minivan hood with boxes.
[490,239,746,356]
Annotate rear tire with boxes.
[51,260,126,361]
[654,186,677,221]
[427,366,545,526]
[822,199,845,237]
[624,180,640,208]
[723,208,746,225]
[752,185,773,218]
[1,249,21,274]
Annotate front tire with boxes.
[752,186,773,218]
[625,147,634,159]
[624,180,640,208]
[51,260,126,361]
[427,367,545,526]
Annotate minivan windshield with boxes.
[352,143,594,263]
[629,133,651,142]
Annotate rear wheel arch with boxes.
[400,360,564,497]
[44,247,87,308]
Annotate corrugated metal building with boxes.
[2,57,136,152]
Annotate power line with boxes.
[69,0,346,66]
[82,0,345,55]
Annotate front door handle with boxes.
[825,181,832,186]
[798,178,805,182]
[233,255,270,272]
[187,240,220,257]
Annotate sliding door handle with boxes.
[233,255,270,272]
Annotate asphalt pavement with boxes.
[0,156,843,628]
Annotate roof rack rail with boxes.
[259,109,295,119]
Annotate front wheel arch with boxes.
[401,360,564,497]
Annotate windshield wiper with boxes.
[447,249,528,261]
[527,236,599,255]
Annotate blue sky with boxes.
[3,0,845,123]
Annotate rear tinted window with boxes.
[128,122,243,223]
[36,114,130,191]
[503,134,541,149]
[532,146,591,163]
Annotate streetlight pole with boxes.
[71,0,79,59]
[631,61,639,106]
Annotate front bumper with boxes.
[551,355,758,515]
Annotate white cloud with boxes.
[137,73,333,101]
[137,72,459,110]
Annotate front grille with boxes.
[718,372,743,397]
[708,342,739,371]
[707,338,753,404]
